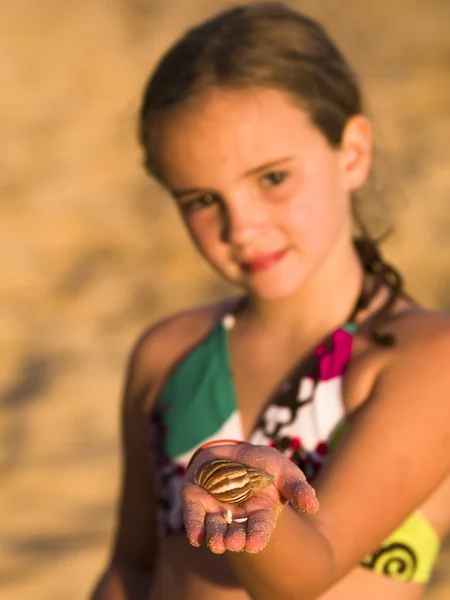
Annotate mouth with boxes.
[241,249,289,274]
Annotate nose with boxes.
[220,196,269,248]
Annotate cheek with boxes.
[184,210,223,253]
[282,169,348,242]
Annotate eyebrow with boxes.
[172,156,294,199]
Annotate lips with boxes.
[242,248,288,274]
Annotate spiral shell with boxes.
[194,458,275,504]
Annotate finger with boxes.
[278,462,319,514]
[182,481,223,546]
[205,512,228,554]
[224,519,247,552]
[291,480,320,514]
[182,499,206,547]
[245,509,277,554]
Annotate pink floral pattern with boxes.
[254,326,355,482]
[314,328,354,381]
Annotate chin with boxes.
[217,262,306,300]
[250,278,304,301]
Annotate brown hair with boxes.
[139,2,404,344]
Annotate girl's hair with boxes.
[139,2,404,344]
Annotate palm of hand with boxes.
[182,443,319,554]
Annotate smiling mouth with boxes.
[242,249,289,274]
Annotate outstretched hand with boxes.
[182,442,319,554]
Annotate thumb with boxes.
[278,462,320,514]
[290,480,319,514]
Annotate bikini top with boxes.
[148,312,440,584]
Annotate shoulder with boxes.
[359,300,450,370]
[123,298,241,413]
[352,304,450,449]
[390,303,450,338]
[133,298,238,371]
[351,303,450,407]
[368,307,450,446]
[384,306,450,365]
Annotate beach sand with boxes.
[0,1,449,598]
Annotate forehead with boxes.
[156,87,324,186]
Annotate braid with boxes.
[353,236,404,346]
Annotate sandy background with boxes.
[0,1,449,598]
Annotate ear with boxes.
[339,115,372,191]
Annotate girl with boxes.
[90,3,450,599]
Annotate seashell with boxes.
[223,508,248,524]
[194,458,275,505]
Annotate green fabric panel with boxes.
[156,323,236,458]
[327,418,348,451]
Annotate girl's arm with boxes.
[90,331,160,600]
[89,563,153,600]
[90,304,225,599]
[183,321,450,600]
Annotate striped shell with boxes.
[194,458,275,505]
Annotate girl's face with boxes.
[156,87,371,300]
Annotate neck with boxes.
[243,236,364,342]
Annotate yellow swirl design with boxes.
[362,543,418,581]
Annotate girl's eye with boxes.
[261,171,288,187]
[181,193,218,214]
